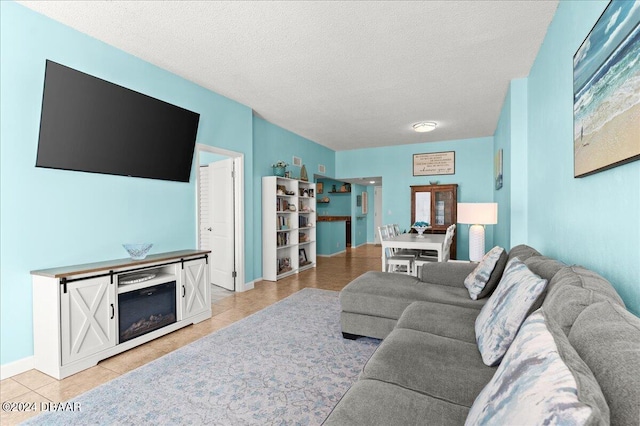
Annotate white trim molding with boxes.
[1,356,34,380]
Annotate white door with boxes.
[374,186,383,243]
[207,158,235,290]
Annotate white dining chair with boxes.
[379,226,414,275]
[413,224,456,277]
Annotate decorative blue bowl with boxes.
[123,243,153,260]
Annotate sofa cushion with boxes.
[396,301,478,343]
[507,244,541,263]
[464,246,507,300]
[361,328,496,408]
[542,266,625,336]
[340,272,486,322]
[569,301,640,426]
[419,261,477,287]
[475,257,548,366]
[324,379,469,426]
[524,255,566,313]
[466,310,609,425]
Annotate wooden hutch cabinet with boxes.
[410,184,458,259]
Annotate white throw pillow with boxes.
[464,246,505,300]
[475,257,547,366]
[466,310,609,425]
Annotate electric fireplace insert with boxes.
[118,281,177,343]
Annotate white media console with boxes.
[31,250,211,379]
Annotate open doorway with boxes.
[195,144,246,297]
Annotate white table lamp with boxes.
[457,203,498,262]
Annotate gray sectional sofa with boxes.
[325,245,640,425]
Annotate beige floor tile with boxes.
[99,343,160,375]
[0,391,52,426]
[11,369,56,390]
[35,365,119,403]
[1,378,31,402]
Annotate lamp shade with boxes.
[457,203,498,225]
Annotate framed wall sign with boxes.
[413,151,455,176]
[573,0,640,177]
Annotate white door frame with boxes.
[195,144,246,292]
[374,186,382,244]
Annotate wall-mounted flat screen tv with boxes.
[36,60,200,182]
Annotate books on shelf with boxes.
[277,216,291,230]
[277,233,290,247]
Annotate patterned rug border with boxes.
[25,287,379,425]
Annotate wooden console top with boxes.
[31,249,211,279]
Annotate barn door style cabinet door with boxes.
[179,257,210,320]
[60,275,117,365]
[411,184,458,259]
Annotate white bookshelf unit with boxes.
[262,176,316,281]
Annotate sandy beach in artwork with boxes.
[574,102,640,176]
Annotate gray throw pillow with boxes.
[466,310,610,425]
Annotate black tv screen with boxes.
[36,60,200,182]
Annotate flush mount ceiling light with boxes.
[412,121,437,133]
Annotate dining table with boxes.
[380,233,446,271]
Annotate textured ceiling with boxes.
[18,1,558,151]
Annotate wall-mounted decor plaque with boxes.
[413,151,455,176]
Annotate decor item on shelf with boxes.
[412,221,430,236]
[299,248,310,265]
[119,273,157,285]
[272,160,288,177]
[289,204,296,211]
[457,203,498,262]
[300,164,308,181]
[332,184,336,192]
[123,243,153,260]
[429,180,439,185]
[317,182,324,194]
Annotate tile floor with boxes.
[0,244,381,425]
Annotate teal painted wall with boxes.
[252,116,335,278]
[317,221,347,255]
[336,138,495,260]
[0,2,253,365]
[527,0,639,315]
[493,86,512,249]
[317,178,351,216]
[509,79,529,246]
[494,78,528,249]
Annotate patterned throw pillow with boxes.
[466,310,609,425]
[475,257,547,366]
[464,246,505,300]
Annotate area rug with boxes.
[25,288,379,425]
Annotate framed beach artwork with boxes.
[573,0,640,177]
[494,149,503,190]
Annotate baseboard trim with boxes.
[317,250,346,257]
[243,280,255,291]
[1,356,34,380]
